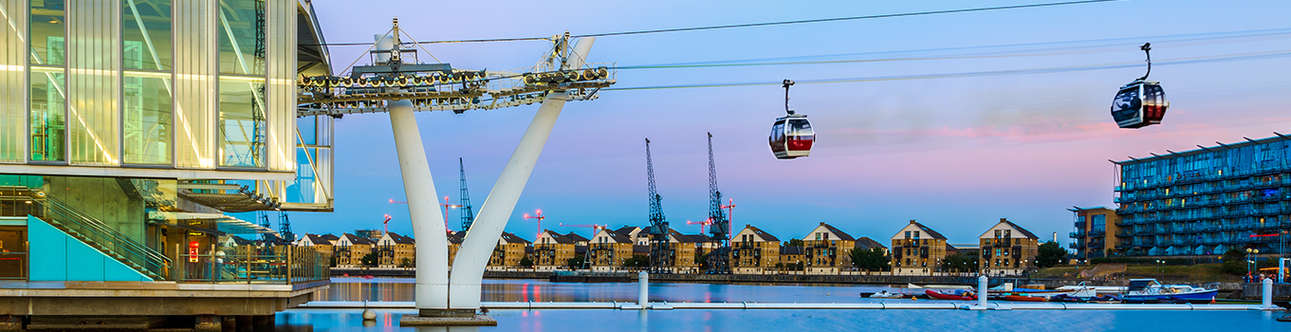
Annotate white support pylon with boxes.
[446,37,596,311]
[388,100,451,310]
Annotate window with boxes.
[29,1,67,162]
[217,0,265,76]
[218,78,266,167]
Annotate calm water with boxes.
[281,278,1286,331]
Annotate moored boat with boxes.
[925,289,976,301]
[1001,294,1048,302]
[1117,279,1218,303]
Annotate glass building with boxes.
[1112,133,1291,256]
[0,0,332,282]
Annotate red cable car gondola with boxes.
[770,79,814,159]
[1111,43,1169,129]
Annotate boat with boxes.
[1117,279,1218,303]
[867,290,904,298]
[925,289,976,301]
[1001,294,1048,302]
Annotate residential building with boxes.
[853,237,888,255]
[779,245,805,271]
[298,233,338,258]
[447,231,466,266]
[978,218,1040,276]
[376,232,415,269]
[533,231,586,270]
[1113,134,1291,256]
[489,232,531,269]
[730,225,780,274]
[669,230,707,274]
[1069,207,1120,259]
[891,220,949,275]
[589,226,636,272]
[335,233,375,268]
[802,222,856,274]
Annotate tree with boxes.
[1036,241,1066,268]
[360,252,379,267]
[941,252,978,273]
[399,258,413,268]
[566,255,587,270]
[849,247,890,271]
[519,257,534,268]
[624,255,649,269]
[784,239,804,247]
[1221,248,1246,275]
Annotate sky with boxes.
[285,0,1291,246]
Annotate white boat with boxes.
[867,290,904,298]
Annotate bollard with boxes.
[1263,278,1274,310]
[639,271,649,309]
[978,275,988,308]
[1280,258,1286,284]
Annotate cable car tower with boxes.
[296,18,613,321]
[705,132,730,273]
[644,138,673,273]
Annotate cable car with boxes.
[1111,43,1169,129]
[769,79,814,159]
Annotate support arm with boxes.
[447,37,595,310]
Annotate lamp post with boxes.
[1247,248,1261,281]
[1155,259,1164,280]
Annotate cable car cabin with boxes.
[1110,80,1168,129]
[769,114,814,159]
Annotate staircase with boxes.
[0,189,171,280]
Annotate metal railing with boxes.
[178,244,329,284]
[0,191,171,280]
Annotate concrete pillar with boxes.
[977,275,988,308]
[446,37,595,311]
[638,271,649,308]
[389,100,450,310]
[1263,278,1274,309]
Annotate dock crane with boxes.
[644,138,673,273]
[458,157,476,231]
[705,132,731,273]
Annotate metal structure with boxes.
[457,157,476,231]
[523,209,547,240]
[298,18,607,316]
[278,212,294,243]
[561,222,605,269]
[644,138,673,272]
[705,132,731,273]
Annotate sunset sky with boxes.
[284,0,1291,245]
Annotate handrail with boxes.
[0,192,170,279]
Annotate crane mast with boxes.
[458,157,476,231]
[706,132,730,273]
[645,138,672,272]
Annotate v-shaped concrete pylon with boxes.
[446,37,596,311]
[388,99,450,310]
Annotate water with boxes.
[280,278,1285,331]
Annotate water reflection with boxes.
[316,277,882,303]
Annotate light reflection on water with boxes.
[314,277,883,303]
[289,278,1286,331]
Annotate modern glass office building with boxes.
[0,0,333,282]
[1112,133,1291,256]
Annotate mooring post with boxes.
[639,271,649,309]
[1263,278,1274,310]
[977,275,988,309]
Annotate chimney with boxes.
[909,219,917,224]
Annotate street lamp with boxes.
[1155,259,1164,280]
[1247,248,1261,281]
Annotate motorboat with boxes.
[925,289,976,301]
[867,290,904,299]
[1117,279,1218,303]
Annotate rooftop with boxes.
[1114,131,1291,165]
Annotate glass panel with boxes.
[123,74,171,164]
[218,77,265,168]
[172,0,216,169]
[0,0,28,163]
[66,0,122,166]
[217,0,263,76]
[30,0,64,66]
[122,0,171,71]
[30,66,64,162]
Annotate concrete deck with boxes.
[0,280,329,317]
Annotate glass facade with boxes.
[123,74,171,164]
[29,0,64,66]
[1115,134,1291,256]
[122,0,171,71]
[0,0,27,163]
[217,0,264,76]
[29,67,64,162]
[217,78,265,168]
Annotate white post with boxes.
[1280,258,1286,284]
[977,275,988,308]
[447,38,596,311]
[638,271,649,309]
[1263,278,1274,309]
[389,100,450,310]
